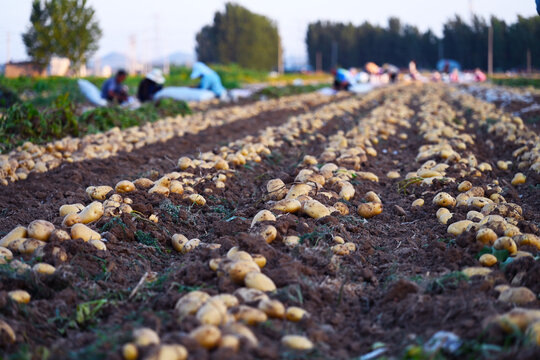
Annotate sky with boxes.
[0,0,537,64]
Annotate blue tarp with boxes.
[436,59,461,72]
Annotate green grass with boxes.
[490,77,540,89]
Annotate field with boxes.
[0,83,540,360]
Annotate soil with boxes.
[1,85,539,360]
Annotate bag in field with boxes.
[77,79,107,106]
[153,87,216,102]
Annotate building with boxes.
[4,61,46,78]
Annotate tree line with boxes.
[307,15,540,71]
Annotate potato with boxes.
[511,173,526,186]
[272,199,302,213]
[252,254,266,268]
[115,180,135,193]
[331,244,351,256]
[175,291,210,317]
[356,171,379,182]
[49,229,71,242]
[386,171,400,179]
[196,298,227,326]
[303,200,330,219]
[357,202,383,219]
[209,258,222,271]
[258,298,285,318]
[281,335,314,351]
[432,192,456,208]
[283,235,300,247]
[476,228,497,245]
[8,290,31,304]
[89,185,114,200]
[285,183,313,199]
[251,210,276,228]
[134,177,154,189]
[286,307,308,322]
[0,226,27,248]
[467,197,493,209]
[211,294,238,308]
[436,208,452,225]
[0,246,13,264]
[244,272,276,292]
[461,266,492,278]
[411,199,424,207]
[0,319,16,344]
[20,239,46,254]
[339,181,355,200]
[333,202,349,215]
[169,180,184,195]
[228,260,260,283]
[33,262,55,275]
[365,191,381,203]
[219,335,240,351]
[59,203,85,217]
[79,201,104,224]
[494,308,540,332]
[266,179,287,200]
[514,234,540,250]
[171,234,189,252]
[149,185,170,197]
[188,194,206,206]
[190,325,221,349]
[122,343,138,360]
[89,239,107,251]
[71,223,101,242]
[223,323,258,347]
[260,225,277,243]
[493,236,517,255]
[26,220,54,241]
[234,287,269,303]
[232,305,268,325]
[527,321,540,346]
[498,287,536,305]
[62,213,81,227]
[479,253,497,267]
[134,327,160,346]
[447,220,473,236]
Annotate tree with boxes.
[22,0,102,72]
[196,3,280,71]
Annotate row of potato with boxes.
[0,90,376,354]
[0,92,340,185]
[406,85,540,344]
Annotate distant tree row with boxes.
[196,3,280,71]
[306,15,540,71]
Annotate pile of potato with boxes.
[0,92,339,185]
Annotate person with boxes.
[409,60,419,80]
[537,0,540,15]
[383,63,399,83]
[474,68,487,82]
[190,62,225,98]
[137,69,165,102]
[332,68,352,91]
[101,69,128,103]
[450,68,460,83]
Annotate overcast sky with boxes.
[0,0,537,64]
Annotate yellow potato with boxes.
[286,307,308,322]
[223,323,258,347]
[333,236,345,244]
[479,253,497,267]
[89,185,114,200]
[356,171,379,182]
[182,238,200,253]
[79,201,104,224]
[134,178,154,189]
[115,180,136,193]
[365,191,381,203]
[498,287,536,305]
[286,183,313,199]
[260,225,277,243]
[218,335,240,351]
[190,325,221,349]
[331,244,351,256]
[272,199,302,213]
[209,258,222,271]
[49,229,71,242]
[258,298,285,318]
[244,272,276,292]
[232,305,268,325]
[27,220,54,241]
[436,208,452,225]
[169,180,184,195]
[62,213,81,227]
[89,239,107,251]
[19,239,46,254]
[188,194,206,206]
[8,289,31,304]
[461,266,492,278]
[494,308,540,332]
[267,179,287,200]
[211,294,238,308]
[122,343,138,360]
[0,226,27,248]
[228,260,260,283]
[432,192,456,208]
[514,234,540,250]
[175,291,210,317]
[196,298,227,326]
[476,228,497,245]
[149,185,170,197]
[177,156,194,170]
[339,182,355,200]
[0,246,13,264]
[303,200,330,219]
[59,203,85,217]
[171,234,189,252]
[252,254,267,268]
[0,319,16,344]
[357,202,383,218]
[251,210,276,228]
[134,327,160,346]
[71,223,101,242]
[281,335,314,351]
[234,288,269,303]
[466,211,484,221]
[511,173,526,186]
[493,236,517,255]
[447,220,473,236]
[283,235,300,247]
[33,262,56,275]
[386,171,400,179]
[411,199,424,207]
[497,160,509,171]
[333,202,349,215]
[467,197,493,209]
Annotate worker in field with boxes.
[101,69,128,104]
[137,68,165,102]
[537,0,539,14]
[332,68,355,91]
[190,62,225,98]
